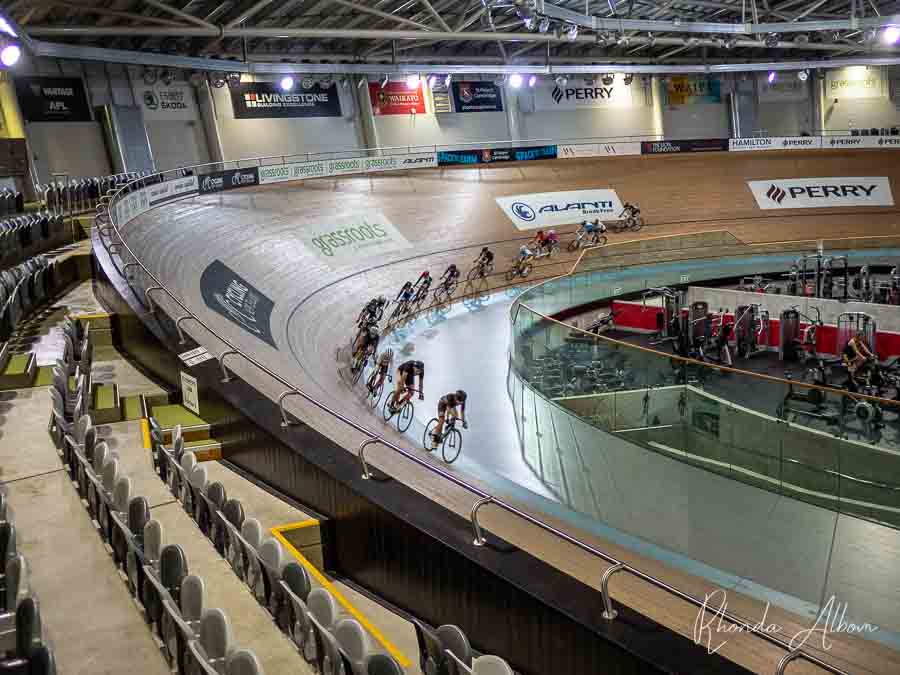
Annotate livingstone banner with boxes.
[230,82,342,118]
[748,177,894,210]
[558,142,642,158]
[301,212,412,265]
[729,137,822,152]
[257,153,437,185]
[495,189,623,229]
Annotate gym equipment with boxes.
[851,266,874,303]
[779,309,802,361]
[641,287,683,342]
[734,304,770,359]
[778,373,840,425]
[738,276,771,293]
[821,256,849,301]
[836,312,876,357]
[688,304,733,366]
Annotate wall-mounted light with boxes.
[767,71,777,84]
[764,33,779,48]
[566,24,578,42]
[883,25,900,44]
[160,69,175,86]
[528,75,537,88]
[444,74,452,88]
[797,69,809,82]
[381,75,389,88]
[538,17,550,34]
[280,76,295,91]
[209,72,226,88]
[509,73,523,89]
[623,73,634,86]
[406,73,420,89]
[555,75,568,87]
[0,40,20,68]
[225,72,241,86]
[601,73,613,86]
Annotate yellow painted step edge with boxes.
[271,522,411,668]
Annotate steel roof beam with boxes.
[141,0,218,30]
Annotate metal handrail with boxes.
[100,152,853,675]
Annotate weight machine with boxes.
[738,276,772,293]
[837,311,877,357]
[850,266,874,303]
[733,304,770,359]
[641,287,684,342]
[779,307,823,363]
[821,255,849,301]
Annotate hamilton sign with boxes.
[495,189,624,229]
[729,137,822,152]
[748,177,894,209]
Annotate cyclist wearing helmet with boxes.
[441,264,460,284]
[390,359,425,411]
[413,270,431,290]
[367,348,394,393]
[396,281,414,303]
[518,244,534,262]
[621,202,641,220]
[475,247,494,266]
[358,295,387,326]
[353,323,380,363]
[532,230,547,251]
[430,389,468,447]
[546,229,559,249]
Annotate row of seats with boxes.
[0,487,59,673]
[413,621,513,675]
[1,213,68,270]
[47,326,267,675]
[0,256,55,344]
[150,419,404,675]
[0,190,24,218]
[36,172,153,216]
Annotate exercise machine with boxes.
[851,266,874,303]
[738,276,772,293]
[836,311,877,357]
[733,304,770,359]
[821,255,849,301]
[641,287,684,343]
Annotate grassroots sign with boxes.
[451,81,503,113]
[747,177,894,209]
[257,153,437,184]
[495,189,624,229]
[200,259,278,348]
[14,76,92,122]
[146,176,199,206]
[558,142,641,158]
[230,82,342,119]
[301,212,411,265]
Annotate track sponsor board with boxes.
[369,82,426,115]
[198,168,259,194]
[532,81,632,110]
[15,76,92,122]
[824,136,900,149]
[558,142,642,158]
[748,177,894,210]
[133,81,199,121]
[666,76,721,105]
[495,189,623,229]
[200,259,278,348]
[826,68,885,100]
[641,139,729,154]
[301,212,411,265]
[258,153,437,184]
[451,81,503,113]
[729,137,822,152]
[230,82,342,119]
[437,145,556,166]
[146,176,199,206]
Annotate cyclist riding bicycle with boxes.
[396,281,414,303]
[518,244,534,262]
[532,230,547,251]
[367,348,394,392]
[389,359,425,410]
[474,247,494,269]
[545,229,560,250]
[441,264,461,284]
[430,389,468,447]
[353,323,380,364]
[621,202,641,220]
[585,219,606,235]
[413,270,432,290]
[358,295,387,326]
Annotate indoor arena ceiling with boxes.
[5,0,900,73]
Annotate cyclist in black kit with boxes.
[441,264,461,285]
[389,359,425,411]
[430,389,468,446]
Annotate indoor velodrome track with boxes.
[108,149,900,675]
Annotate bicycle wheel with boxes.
[423,418,440,450]
[567,237,581,252]
[368,378,384,408]
[446,279,459,297]
[397,400,414,432]
[521,263,532,278]
[505,267,516,282]
[382,394,396,422]
[630,217,644,232]
[442,429,463,463]
[351,354,366,385]
[466,266,481,282]
[597,234,608,246]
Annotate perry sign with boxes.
[747,177,894,210]
[496,189,624,229]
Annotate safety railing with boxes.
[95,154,854,675]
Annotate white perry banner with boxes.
[258,152,437,184]
[558,142,642,158]
[495,189,624,230]
[748,177,894,210]
[300,212,411,266]
[729,137,822,152]
[532,81,633,111]
[822,136,900,150]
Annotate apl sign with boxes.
[748,177,894,209]
[496,189,624,229]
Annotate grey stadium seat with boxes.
[365,654,404,675]
[437,625,473,672]
[473,655,514,675]
[334,617,370,674]
[307,588,339,631]
[226,649,265,675]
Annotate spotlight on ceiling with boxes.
[883,25,900,44]
[509,73,523,89]
[225,72,241,86]
[764,33,779,48]
[797,69,809,82]
[528,74,537,88]
[623,73,634,86]
[523,16,535,30]
[724,36,737,49]
[566,23,578,42]
[516,1,534,28]
[0,42,20,68]
[381,75,389,88]
[280,76,295,91]
[555,75,568,87]
[444,74,452,87]
[616,32,629,46]
[538,17,550,34]
[767,71,776,84]
[160,69,174,86]
[0,17,17,38]
[427,74,437,88]
[210,72,226,88]
[794,33,810,44]
[406,73,420,89]
[601,73,614,86]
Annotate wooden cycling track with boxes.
[123,149,900,675]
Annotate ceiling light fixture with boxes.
[797,69,809,82]
[280,76,295,91]
[623,73,634,86]
[528,75,537,87]
[406,73,420,89]
[509,73,523,88]
[767,71,776,84]
[601,73,614,86]
[566,23,578,42]
[724,36,737,49]
[764,33,779,48]
[555,75,568,87]
[225,72,241,86]
[883,25,900,44]
[0,43,20,68]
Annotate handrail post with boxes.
[775,649,803,675]
[357,438,382,480]
[219,350,239,383]
[278,391,303,427]
[470,496,493,546]
[600,562,626,620]
[123,262,141,280]
[175,315,193,344]
[145,286,164,312]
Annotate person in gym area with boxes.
[389,359,425,411]
[843,330,875,379]
[430,390,468,447]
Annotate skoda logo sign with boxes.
[512,202,536,221]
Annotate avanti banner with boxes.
[495,189,624,229]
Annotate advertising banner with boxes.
[258,153,437,184]
[230,82,342,119]
[558,142,642,158]
[301,212,411,265]
[14,77,92,122]
[198,167,259,194]
[495,189,624,230]
[200,259,278,347]
[729,137,822,152]
[532,81,633,111]
[666,76,721,105]
[369,82,426,115]
[826,68,885,100]
[757,76,809,103]
[747,177,894,210]
[451,81,503,113]
[132,81,199,120]
[641,139,729,154]
[437,145,556,166]
[146,176,199,206]
[823,136,900,149]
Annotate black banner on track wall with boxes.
[640,139,729,154]
[200,259,277,348]
[14,77,92,122]
[230,82,342,119]
[198,167,259,194]
[451,81,504,113]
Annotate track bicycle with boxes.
[423,415,464,463]
[568,226,608,251]
[505,257,533,281]
[432,276,459,305]
[382,387,418,432]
